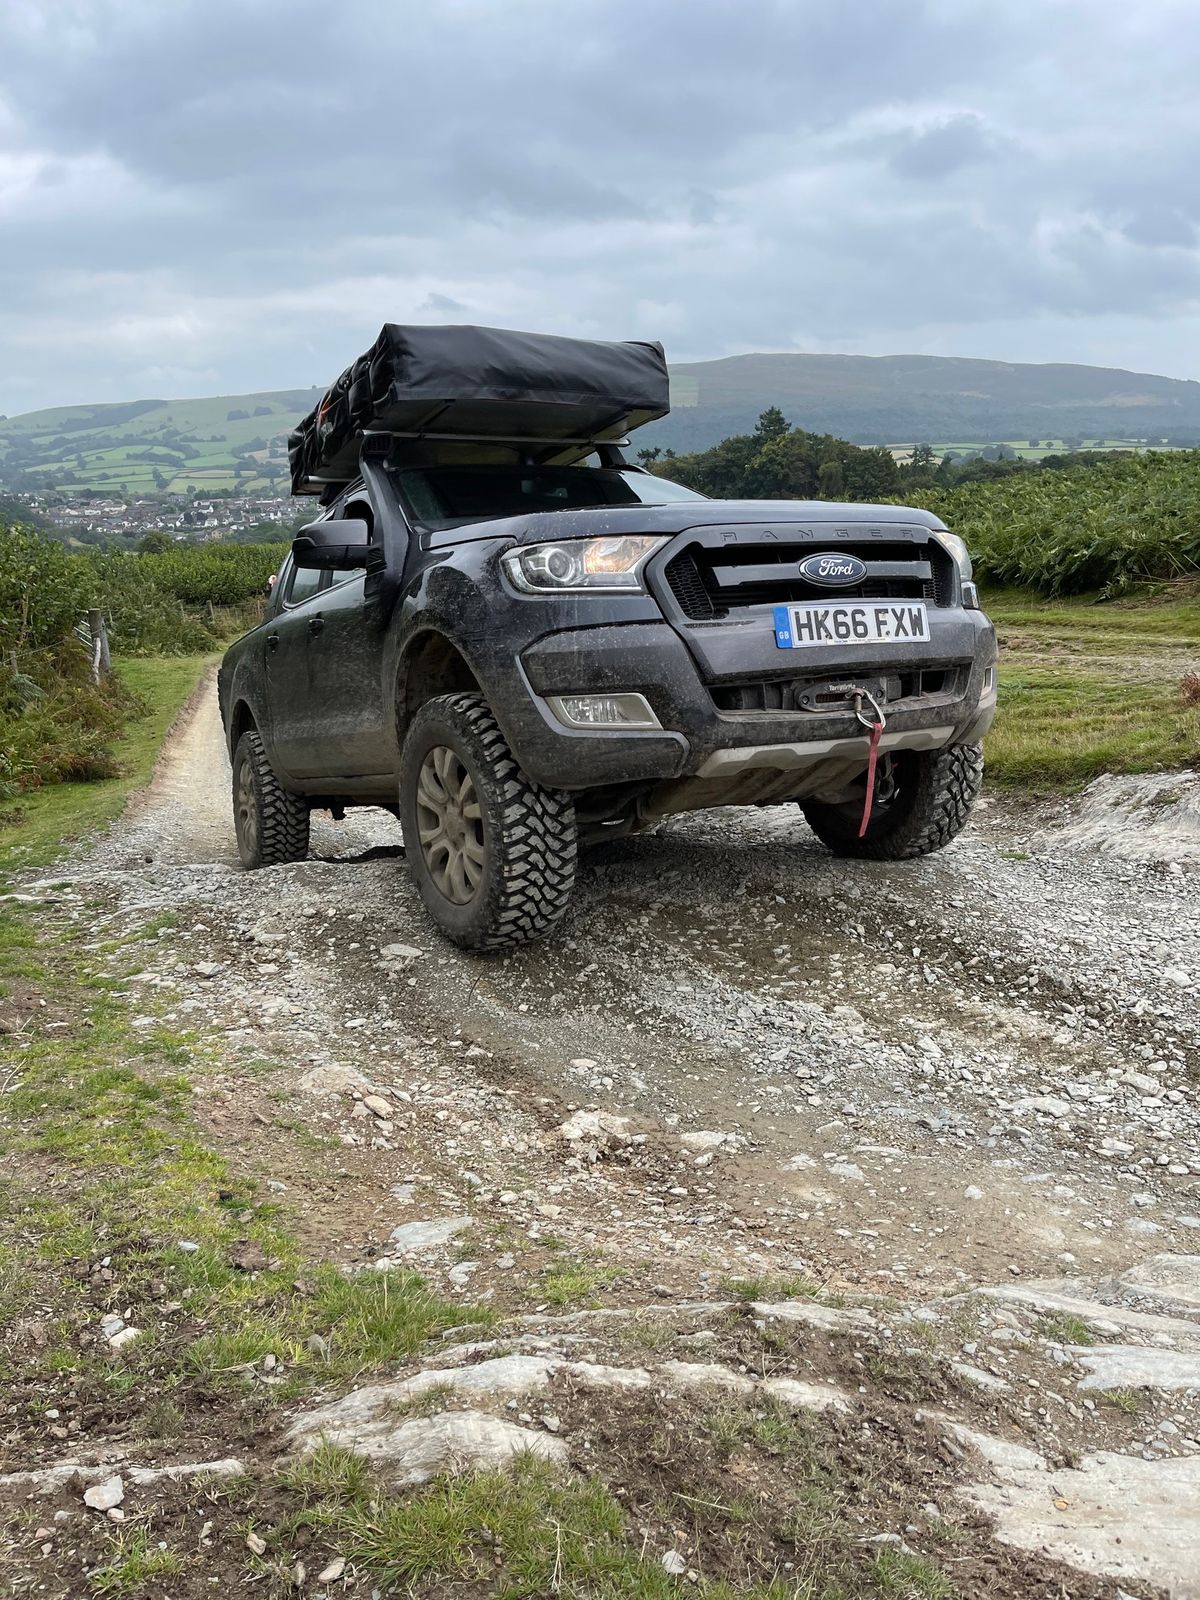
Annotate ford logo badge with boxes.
[799,552,867,587]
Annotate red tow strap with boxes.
[858,716,885,838]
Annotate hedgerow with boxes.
[0,525,282,794]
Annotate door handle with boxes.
[307,615,325,637]
[266,632,279,652]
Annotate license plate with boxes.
[774,601,930,649]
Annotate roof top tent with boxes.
[288,323,671,497]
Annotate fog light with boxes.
[546,693,661,730]
[982,666,996,693]
[961,580,980,609]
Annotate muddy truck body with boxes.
[219,324,997,948]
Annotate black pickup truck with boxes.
[219,325,996,950]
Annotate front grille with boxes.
[662,540,955,622]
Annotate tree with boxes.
[139,530,172,555]
[817,450,845,500]
[753,406,790,444]
[743,430,820,498]
[844,445,900,500]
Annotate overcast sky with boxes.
[2,0,1199,415]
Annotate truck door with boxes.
[265,495,398,782]
[262,558,333,780]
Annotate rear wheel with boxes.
[800,741,984,860]
[399,692,577,950]
[232,730,310,868]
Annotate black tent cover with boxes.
[288,323,670,495]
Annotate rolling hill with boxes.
[645,352,1200,455]
[0,389,324,497]
[4,352,1200,496]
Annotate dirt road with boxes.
[61,676,1198,1308]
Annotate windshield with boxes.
[394,464,704,530]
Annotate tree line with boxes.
[641,408,1146,502]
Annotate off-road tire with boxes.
[399,692,577,951]
[801,741,984,860]
[232,729,310,868]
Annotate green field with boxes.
[985,589,1200,790]
[927,436,1175,462]
[0,389,322,496]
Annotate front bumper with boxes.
[505,607,997,790]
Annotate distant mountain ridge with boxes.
[646,352,1200,454]
[3,352,1199,496]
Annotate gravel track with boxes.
[69,677,1200,1298]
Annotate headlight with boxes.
[931,527,972,579]
[502,535,667,594]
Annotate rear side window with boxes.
[285,562,323,607]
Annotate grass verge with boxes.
[0,898,485,1439]
[0,653,216,878]
[984,587,1200,791]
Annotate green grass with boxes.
[1036,1312,1096,1346]
[719,1273,822,1303]
[0,653,214,876]
[88,1527,186,1597]
[983,587,1200,791]
[0,900,484,1402]
[539,1258,622,1308]
[1098,1387,1147,1415]
[278,1444,943,1600]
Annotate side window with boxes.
[285,561,323,607]
[327,564,363,589]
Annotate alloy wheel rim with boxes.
[236,761,258,854]
[415,745,486,905]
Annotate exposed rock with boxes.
[289,1406,568,1483]
[679,1131,733,1154]
[752,1299,873,1332]
[1014,1095,1071,1120]
[1116,1255,1200,1312]
[558,1110,631,1149]
[83,1476,124,1512]
[376,1355,559,1402]
[1056,771,1200,865]
[976,1285,1200,1346]
[759,1377,851,1413]
[962,1446,1200,1597]
[1071,1345,1200,1391]
[386,1216,472,1255]
[950,1361,1012,1394]
[656,1361,754,1395]
[0,1457,243,1493]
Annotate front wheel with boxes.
[232,730,310,868]
[398,692,577,951]
[800,742,984,860]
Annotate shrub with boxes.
[920,451,1200,596]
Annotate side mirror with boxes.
[292,518,371,570]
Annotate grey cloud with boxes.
[1120,208,1197,249]
[890,113,1007,180]
[2,0,1200,412]
[419,292,470,314]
